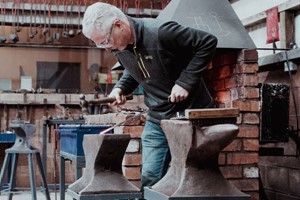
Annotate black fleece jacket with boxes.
[113,17,218,124]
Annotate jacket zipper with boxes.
[133,46,150,78]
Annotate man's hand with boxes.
[108,88,126,105]
[169,84,189,103]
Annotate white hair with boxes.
[82,2,127,38]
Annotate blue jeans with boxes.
[141,120,171,189]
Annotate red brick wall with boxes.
[110,49,261,199]
[206,49,260,200]
[113,49,261,199]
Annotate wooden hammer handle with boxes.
[88,94,133,105]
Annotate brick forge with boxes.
[206,49,260,200]
[84,49,260,199]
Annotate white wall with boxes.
[231,0,288,20]
[247,23,281,57]
[230,0,299,57]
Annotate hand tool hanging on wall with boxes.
[76,0,81,35]
[53,0,60,40]
[0,0,7,43]
[46,1,52,43]
[15,0,21,32]
[9,1,19,43]
[68,0,75,37]
[36,0,43,38]
[32,0,38,36]
[47,0,52,43]
[123,0,128,14]
[149,0,154,18]
[37,0,43,28]
[42,0,49,35]
[118,0,123,12]
[28,0,35,38]
[20,0,25,26]
[135,0,140,17]
[119,0,128,14]
[62,0,69,37]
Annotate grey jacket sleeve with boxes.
[159,21,218,92]
[113,68,139,95]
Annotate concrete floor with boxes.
[0,191,73,200]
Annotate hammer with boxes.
[88,94,133,105]
[79,94,133,115]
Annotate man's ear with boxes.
[113,19,122,28]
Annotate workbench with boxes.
[60,152,85,200]
[0,133,16,191]
[41,119,85,175]
[42,119,85,200]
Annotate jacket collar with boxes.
[127,16,144,49]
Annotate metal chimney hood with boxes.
[157,0,256,49]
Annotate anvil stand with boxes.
[144,120,251,200]
[0,120,50,200]
[67,134,142,200]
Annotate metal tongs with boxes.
[99,109,148,135]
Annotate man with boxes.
[82,2,218,189]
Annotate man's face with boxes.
[90,22,130,51]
